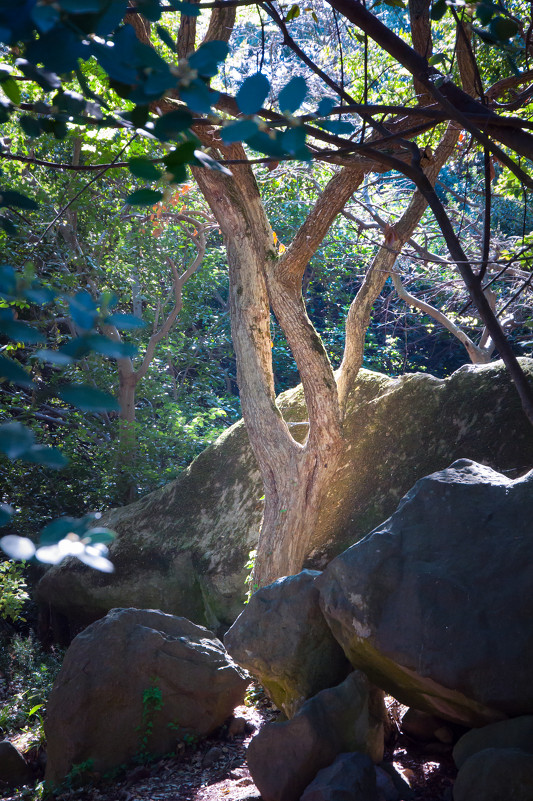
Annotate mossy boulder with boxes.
[37,360,533,636]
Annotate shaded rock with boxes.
[224,570,351,717]
[375,764,413,801]
[246,671,384,801]
[318,460,533,727]
[37,360,533,635]
[0,741,32,788]
[453,715,533,769]
[401,709,454,744]
[300,752,378,801]
[453,748,533,801]
[44,608,248,787]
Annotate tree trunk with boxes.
[116,366,138,503]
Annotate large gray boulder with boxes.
[224,570,351,717]
[318,459,533,727]
[453,716,533,769]
[44,608,248,787]
[453,748,533,801]
[37,360,533,633]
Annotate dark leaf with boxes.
[188,40,229,78]
[16,59,61,90]
[0,190,38,210]
[490,15,519,40]
[59,384,120,412]
[167,0,201,15]
[154,108,194,140]
[180,80,217,114]
[85,334,138,358]
[126,188,164,205]
[316,97,336,117]
[0,422,35,460]
[69,291,97,330]
[26,26,88,74]
[24,445,68,469]
[236,73,270,115]
[319,119,355,135]
[278,76,307,114]
[104,313,146,330]
[19,115,42,138]
[40,517,82,545]
[128,157,162,180]
[156,24,176,51]
[0,503,13,527]
[0,311,46,344]
[31,4,61,32]
[36,348,76,365]
[221,119,259,144]
[286,4,300,21]
[0,356,33,388]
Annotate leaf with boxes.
[319,119,355,135]
[236,73,270,115]
[0,503,13,527]
[15,59,61,91]
[180,80,217,114]
[281,126,307,155]
[167,0,201,15]
[316,97,336,117]
[59,0,106,12]
[428,53,448,66]
[128,157,162,181]
[28,704,45,717]
[0,355,34,388]
[475,2,497,25]
[84,526,115,544]
[78,547,114,572]
[84,334,138,358]
[23,445,68,469]
[188,40,229,78]
[221,119,259,144]
[246,130,285,158]
[286,4,300,21]
[0,190,38,210]
[58,384,120,412]
[430,0,447,20]
[153,108,194,140]
[0,422,35,460]
[69,290,97,330]
[31,4,60,32]
[0,311,46,344]
[1,77,21,105]
[20,115,42,138]
[26,26,87,74]
[40,517,81,545]
[126,188,164,205]
[156,24,176,51]
[490,15,519,40]
[36,348,75,366]
[104,313,147,330]
[0,535,35,561]
[278,76,308,114]
[193,150,232,175]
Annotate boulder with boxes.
[246,671,385,801]
[453,716,533,769]
[400,709,454,744]
[224,570,351,717]
[300,752,378,801]
[318,459,533,727]
[453,748,533,801]
[0,741,32,788]
[37,360,533,633]
[44,608,248,787]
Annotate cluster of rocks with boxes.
[223,459,533,800]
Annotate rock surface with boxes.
[224,570,351,717]
[300,752,378,801]
[0,740,32,788]
[318,459,533,727]
[44,608,248,786]
[246,671,385,801]
[37,360,533,633]
[453,716,533,769]
[453,748,533,801]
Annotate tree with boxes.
[1,0,532,585]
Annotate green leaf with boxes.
[490,15,519,40]
[19,116,42,138]
[40,517,81,545]
[105,313,147,330]
[286,4,300,21]
[84,526,115,544]
[428,53,448,66]
[156,24,176,51]
[0,503,13,527]
[153,108,194,140]
[126,188,164,205]
[167,0,201,15]
[221,119,259,144]
[24,445,68,469]
[180,80,217,114]
[281,126,307,155]
[319,119,355,135]
[0,311,46,344]
[431,0,447,20]
[193,150,232,175]
[279,76,307,114]
[36,349,76,365]
[69,291,97,330]
[0,422,35,460]
[31,4,60,32]
[128,157,162,181]
[476,2,497,25]
[163,141,197,172]
[0,190,38,210]
[59,384,120,412]
[84,334,138,358]
[15,59,61,91]
[0,355,34,388]
[316,97,336,117]
[28,704,45,717]
[236,72,270,115]
[188,40,229,78]
[59,0,105,11]
[1,76,20,105]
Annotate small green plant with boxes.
[136,682,163,761]
[62,759,95,789]
[168,720,199,749]
[0,560,29,622]
[244,548,258,603]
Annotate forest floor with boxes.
[0,688,457,801]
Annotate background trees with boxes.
[0,0,532,582]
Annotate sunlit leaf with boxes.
[0,535,35,561]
